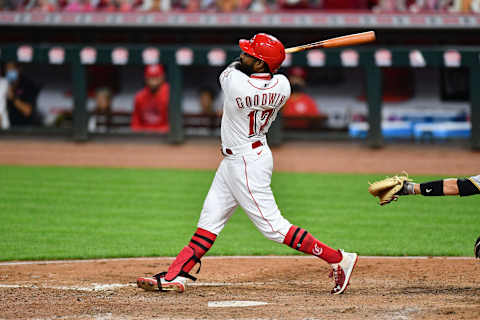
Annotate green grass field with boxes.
[0,165,478,261]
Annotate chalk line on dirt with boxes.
[208,300,268,308]
[0,281,277,292]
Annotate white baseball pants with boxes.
[197,142,292,243]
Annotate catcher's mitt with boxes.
[475,237,480,259]
[368,173,411,206]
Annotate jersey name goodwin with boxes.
[234,93,288,110]
[219,64,291,148]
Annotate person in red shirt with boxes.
[131,64,170,133]
[282,67,325,129]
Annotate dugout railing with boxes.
[1,44,479,149]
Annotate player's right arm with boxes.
[219,61,244,95]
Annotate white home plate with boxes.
[208,300,268,308]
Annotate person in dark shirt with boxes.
[5,61,40,127]
[89,87,113,133]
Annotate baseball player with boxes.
[369,173,480,258]
[370,174,480,203]
[397,174,480,259]
[137,33,358,295]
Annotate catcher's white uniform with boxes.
[469,175,480,190]
[197,63,292,243]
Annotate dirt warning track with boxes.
[0,139,478,175]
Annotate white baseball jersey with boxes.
[196,63,293,244]
[469,175,480,190]
[219,63,291,148]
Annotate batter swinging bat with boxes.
[285,31,376,54]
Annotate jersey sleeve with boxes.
[278,75,291,104]
[219,62,248,98]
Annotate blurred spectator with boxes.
[198,86,217,116]
[56,0,67,9]
[323,0,368,10]
[182,0,201,11]
[372,0,462,12]
[88,87,113,133]
[0,74,8,130]
[0,0,24,10]
[178,0,242,11]
[26,0,56,11]
[139,0,170,11]
[409,0,450,12]
[449,0,480,12]
[0,0,11,9]
[472,0,480,12]
[278,0,310,9]
[97,0,132,11]
[248,0,269,12]
[184,86,220,133]
[5,61,41,127]
[215,0,239,12]
[372,0,400,11]
[64,0,94,12]
[282,67,326,129]
[131,64,170,133]
[114,0,133,11]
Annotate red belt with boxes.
[224,141,263,155]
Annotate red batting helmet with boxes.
[239,33,285,73]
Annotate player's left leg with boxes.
[229,147,358,294]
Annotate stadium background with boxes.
[1,2,480,320]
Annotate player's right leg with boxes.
[229,148,358,294]
[283,226,358,294]
[137,160,238,292]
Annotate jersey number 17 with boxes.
[248,109,276,137]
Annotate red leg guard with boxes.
[284,226,342,264]
[165,228,217,281]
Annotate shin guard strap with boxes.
[154,271,197,291]
[154,272,167,291]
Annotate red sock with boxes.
[182,228,217,273]
[284,225,342,264]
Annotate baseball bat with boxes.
[285,31,376,54]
